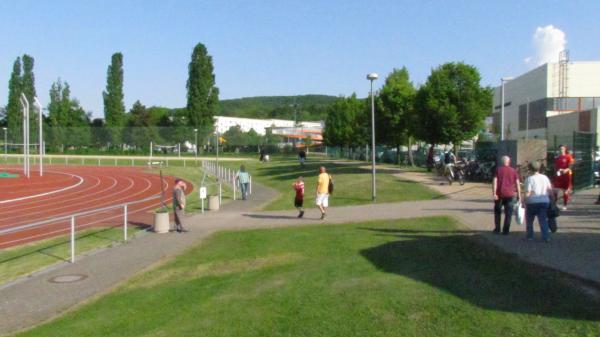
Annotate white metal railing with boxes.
[201,160,252,201]
[0,194,162,263]
[2,154,203,168]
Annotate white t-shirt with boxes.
[524,173,552,204]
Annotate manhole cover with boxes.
[48,274,88,284]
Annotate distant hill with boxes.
[217,95,337,121]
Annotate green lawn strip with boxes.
[0,226,142,286]
[16,216,600,337]
[157,165,234,214]
[220,156,440,210]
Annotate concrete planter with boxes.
[207,195,220,211]
[153,212,170,233]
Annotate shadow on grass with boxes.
[359,229,600,321]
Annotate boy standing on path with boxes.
[492,156,521,235]
[172,178,188,233]
[293,176,305,218]
[316,166,331,220]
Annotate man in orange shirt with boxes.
[316,166,331,220]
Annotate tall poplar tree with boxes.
[103,52,125,145]
[21,54,38,141]
[186,43,219,141]
[6,57,22,142]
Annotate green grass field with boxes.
[15,217,600,337]
[221,156,440,210]
[0,226,142,285]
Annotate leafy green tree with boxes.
[47,79,91,151]
[21,54,38,142]
[186,43,219,139]
[323,94,365,147]
[103,52,125,146]
[125,100,160,148]
[6,57,22,142]
[378,67,416,164]
[413,62,492,150]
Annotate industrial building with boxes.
[492,53,600,148]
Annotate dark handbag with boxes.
[547,201,561,218]
[328,175,334,194]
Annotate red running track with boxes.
[0,165,191,249]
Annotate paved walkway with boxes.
[1,171,599,335]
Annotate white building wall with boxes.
[564,62,600,97]
[492,64,548,139]
[214,116,323,135]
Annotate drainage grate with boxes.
[48,274,88,284]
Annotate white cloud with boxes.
[525,25,567,66]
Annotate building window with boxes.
[518,104,527,131]
[529,98,548,129]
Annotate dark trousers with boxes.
[174,207,185,231]
[494,197,515,233]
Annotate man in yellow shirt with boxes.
[316,166,331,220]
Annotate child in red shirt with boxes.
[292,176,305,218]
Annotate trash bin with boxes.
[153,211,170,233]
[208,195,220,211]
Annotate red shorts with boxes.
[553,174,572,190]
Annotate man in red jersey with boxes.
[554,145,573,210]
[492,156,521,235]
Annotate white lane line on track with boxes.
[1,173,157,228]
[0,187,174,248]
[0,170,84,204]
[0,175,125,227]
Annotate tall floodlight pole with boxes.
[33,97,43,176]
[367,73,379,201]
[194,128,198,158]
[500,77,513,141]
[20,93,30,178]
[3,127,6,162]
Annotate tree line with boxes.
[0,43,219,153]
[323,63,493,162]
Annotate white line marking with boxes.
[0,171,84,204]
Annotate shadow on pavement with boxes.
[359,228,600,321]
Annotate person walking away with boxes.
[524,161,554,242]
[235,165,251,200]
[172,179,188,233]
[316,166,331,220]
[293,176,305,218]
[492,155,521,235]
[298,149,307,166]
[553,144,573,210]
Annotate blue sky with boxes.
[1,0,599,118]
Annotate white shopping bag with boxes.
[515,202,525,225]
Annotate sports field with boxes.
[0,165,185,249]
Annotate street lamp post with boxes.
[194,128,198,159]
[33,97,43,176]
[500,77,513,141]
[2,127,6,162]
[367,72,379,201]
